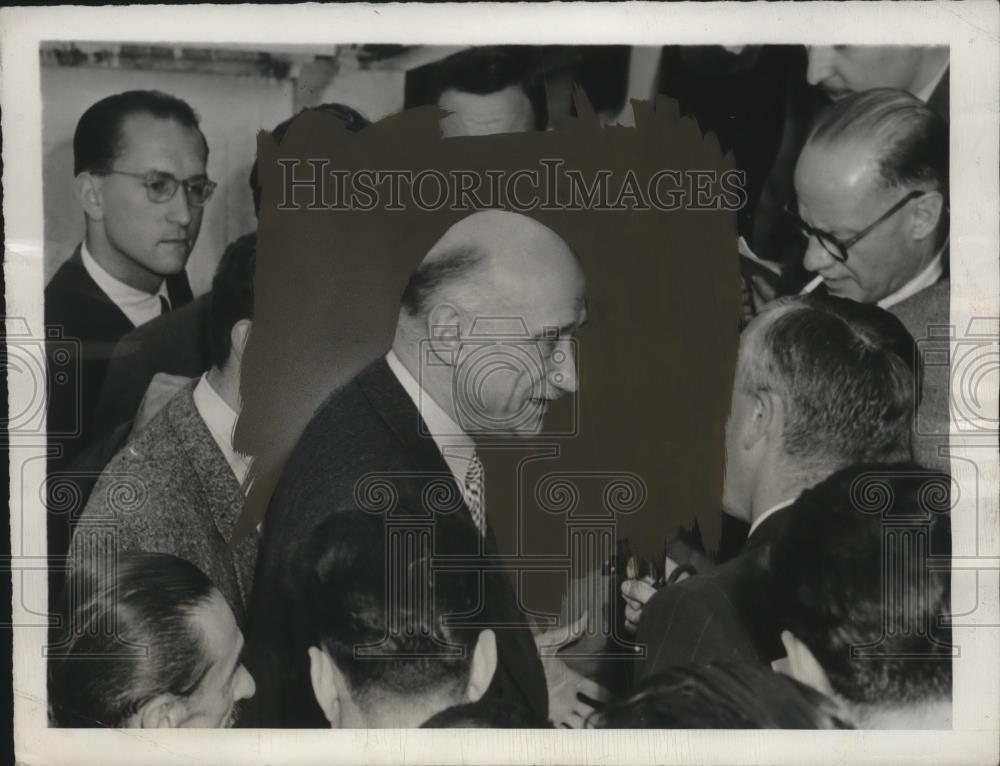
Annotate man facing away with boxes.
[771,463,952,729]
[301,511,532,727]
[73,233,258,624]
[631,295,920,679]
[245,210,606,728]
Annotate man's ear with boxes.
[308,646,342,727]
[465,629,498,702]
[424,302,463,368]
[780,630,835,698]
[908,190,945,242]
[133,693,184,729]
[229,319,252,365]
[74,173,105,222]
[741,389,781,451]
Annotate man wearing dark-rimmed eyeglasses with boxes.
[791,87,950,471]
[45,89,215,583]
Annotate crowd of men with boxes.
[46,44,952,730]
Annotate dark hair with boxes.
[596,663,854,729]
[248,102,370,216]
[421,699,553,728]
[808,88,948,200]
[207,232,257,369]
[73,90,207,176]
[301,511,482,711]
[435,46,536,97]
[48,552,219,727]
[432,46,547,131]
[739,294,919,473]
[770,463,953,709]
[399,244,487,318]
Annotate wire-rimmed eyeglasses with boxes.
[97,169,218,207]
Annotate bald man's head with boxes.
[396,211,587,436]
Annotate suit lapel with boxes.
[167,384,259,606]
[165,270,194,310]
[358,357,450,475]
[358,358,548,718]
[58,247,136,341]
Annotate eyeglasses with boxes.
[784,190,927,263]
[97,169,218,207]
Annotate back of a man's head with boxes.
[738,294,918,478]
[301,511,493,727]
[74,89,206,176]
[248,102,370,216]
[770,463,952,726]
[207,231,258,370]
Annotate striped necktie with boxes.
[463,454,486,537]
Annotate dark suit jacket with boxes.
[45,246,193,590]
[245,357,548,727]
[635,508,791,681]
[72,382,257,624]
[94,293,213,437]
[891,278,951,473]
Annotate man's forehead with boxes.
[194,594,240,662]
[796,143,885,214]
[116,113,207,166]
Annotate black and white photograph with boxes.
[3,3,999,765]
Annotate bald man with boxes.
[245,211,591,727]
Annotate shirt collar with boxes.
[80,240,168,327]
[385,350,476,484]
[191,372,251,487]
[877,246,945,310]
[748,497,797,539]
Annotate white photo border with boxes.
[3,3,998,765]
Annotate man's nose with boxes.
[547,340,578,395]
[165,185,194,226]
[806,46,834,87]
[233,665,256,701]
[802,236,837,274]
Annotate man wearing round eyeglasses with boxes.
[45,89,215,583]
[791,88,948,318]
[791,87,950,471]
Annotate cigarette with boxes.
[801,275,824,294]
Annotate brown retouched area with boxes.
[234,92,741,617]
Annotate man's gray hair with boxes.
[399,244,488,318]
[737,294,919,474]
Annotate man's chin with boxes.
[822,278,862,301]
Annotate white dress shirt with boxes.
[385,350,480,511]
[192,373,252,488]
[877,249,945,311]
[80,240,170,328]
